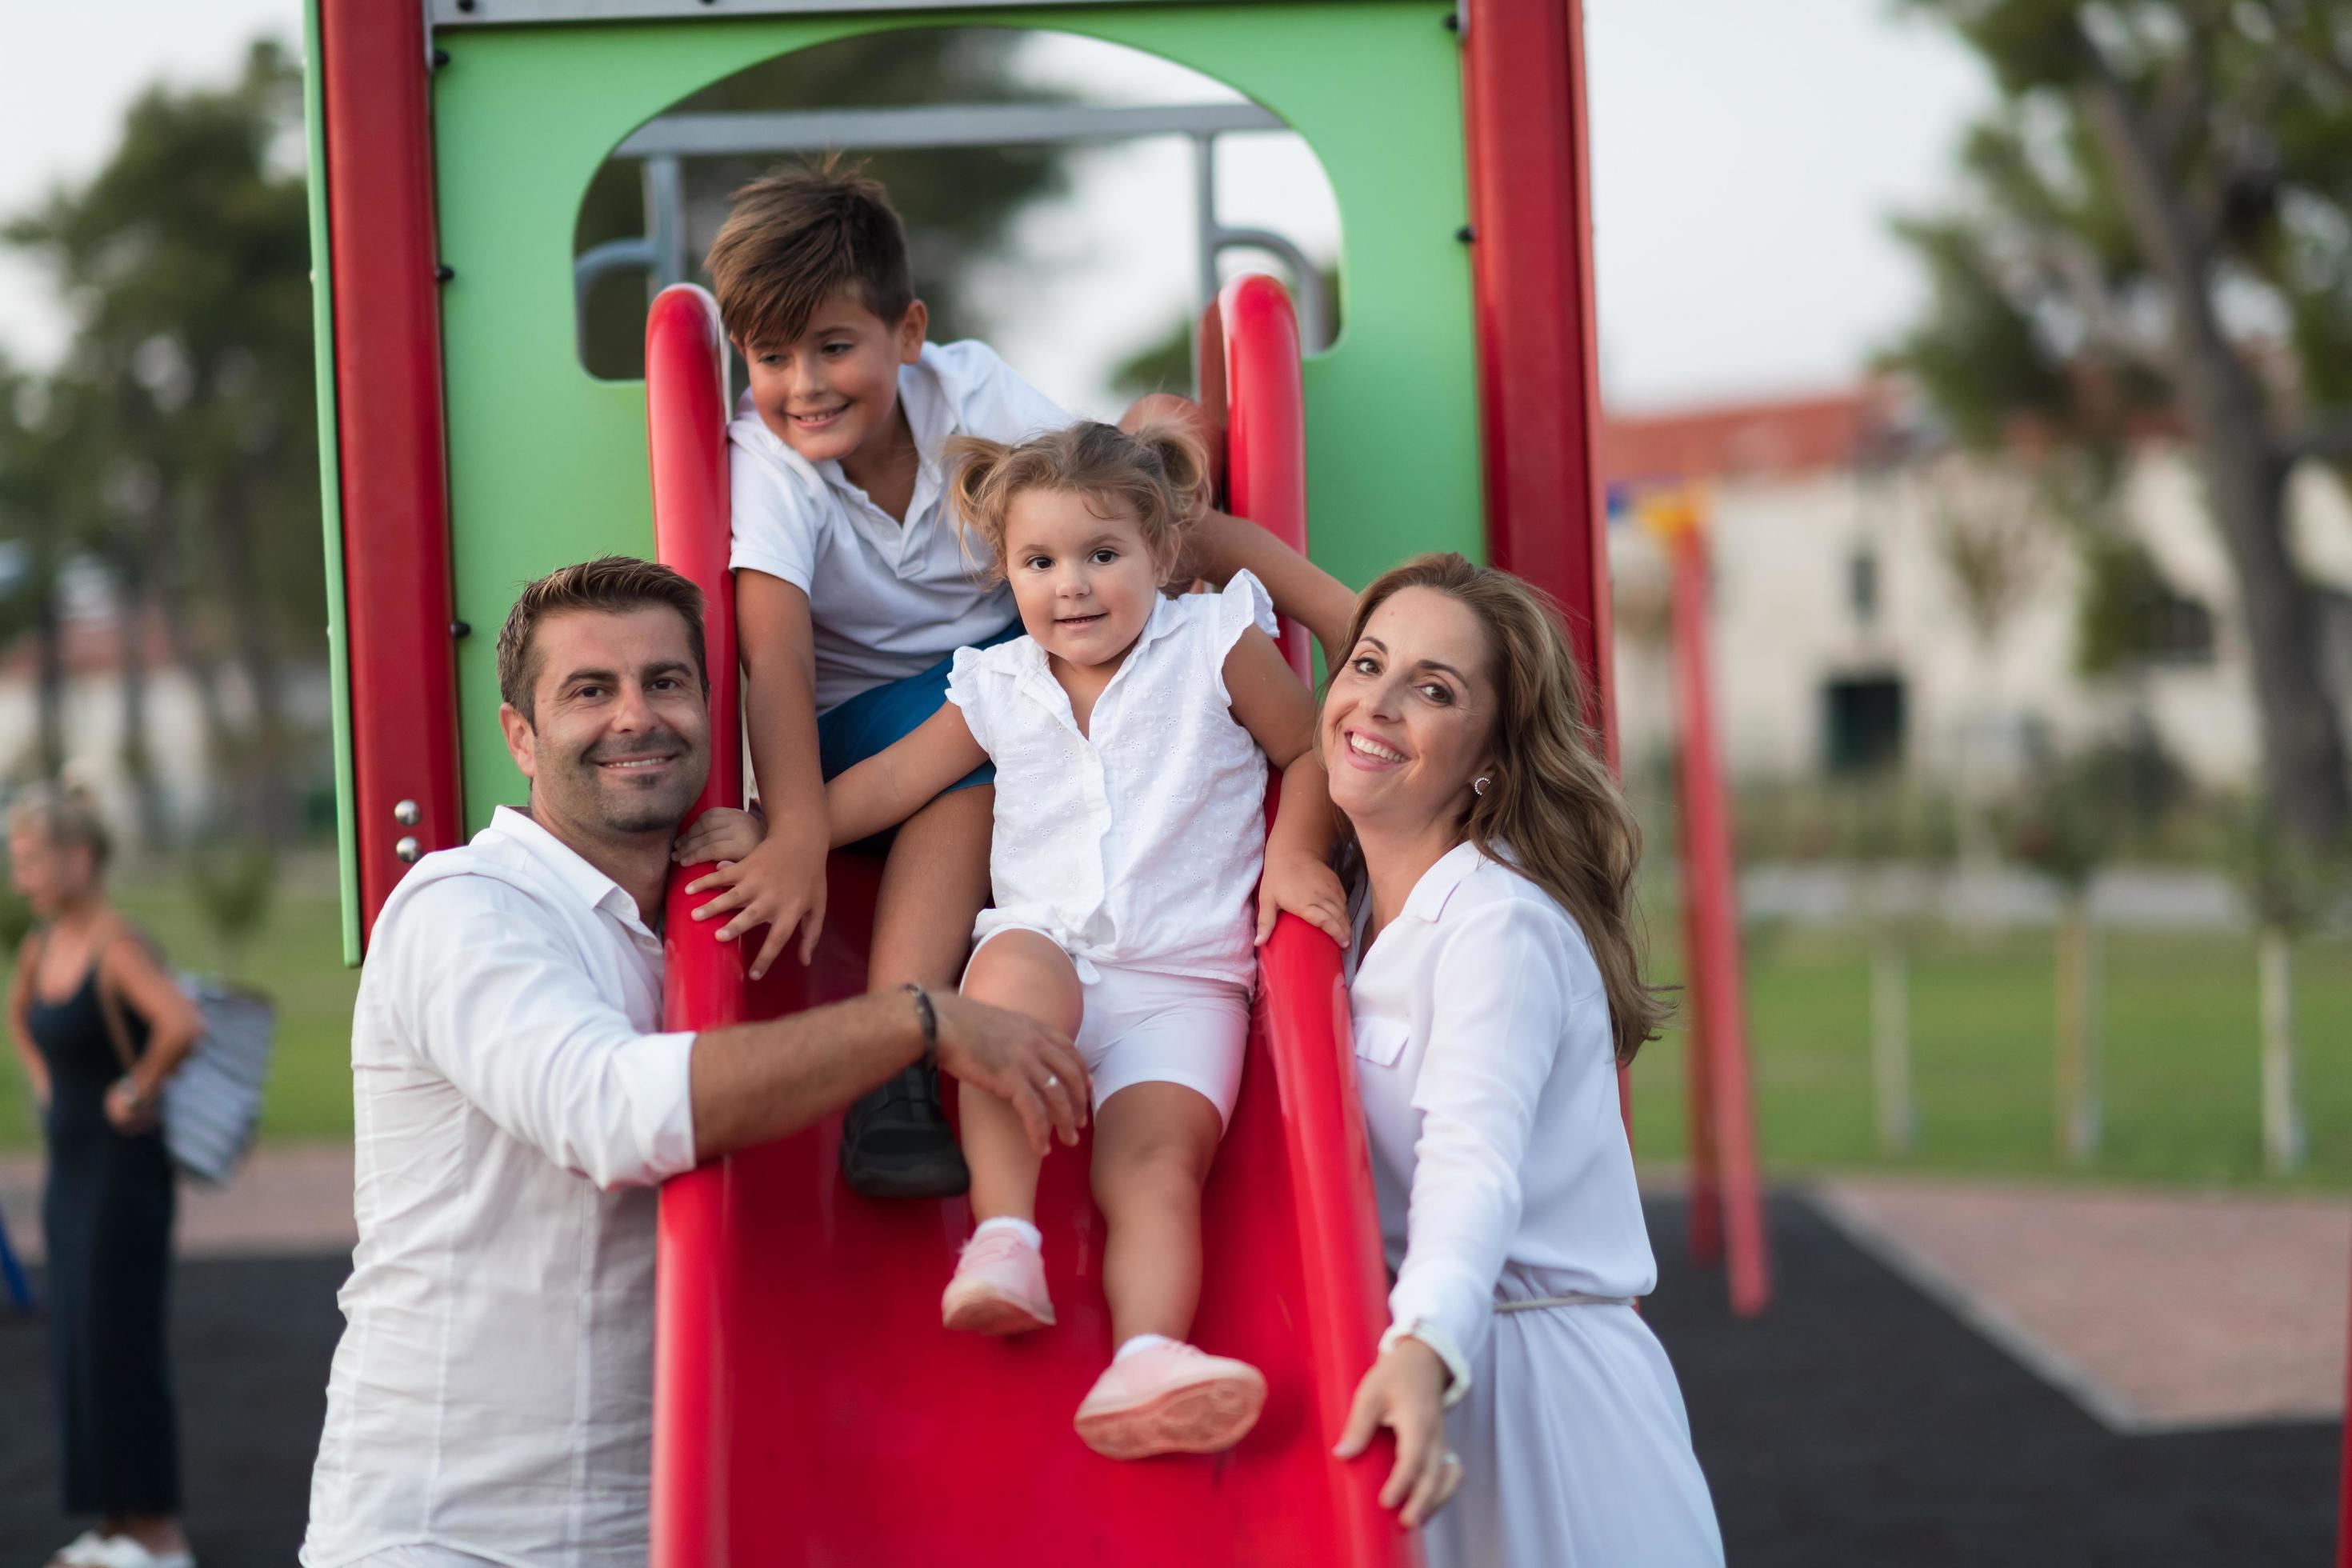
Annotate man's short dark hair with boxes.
[705,154,916,349]
[496,556,710,723]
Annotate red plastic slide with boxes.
[644,278,1416,1568]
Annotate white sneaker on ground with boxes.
[46,1530,112,1568]
[85,1535,194,1568]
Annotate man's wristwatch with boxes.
[903,983,938,1072]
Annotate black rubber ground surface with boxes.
[0,1196,2337,1564]
[1645,1192,2339,1566]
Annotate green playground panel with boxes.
[426,4,1484,834]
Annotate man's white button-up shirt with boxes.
[302,806,700,1568]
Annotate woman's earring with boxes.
[1473,776,1491,797]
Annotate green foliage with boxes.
[1890,0,2352,850]
[0,875,30,954]
[1,39,319,837]
[1891,0,2352,446]
[185,832,276,975]
[2004,730,2190,883]
[2074,530,2180,676]
[1732,778,1961,864]
[2227,798,2350,932]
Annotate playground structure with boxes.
[304,0,1781,1561]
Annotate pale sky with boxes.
[0,0,1990,414]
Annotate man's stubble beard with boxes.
[554,729,709,840]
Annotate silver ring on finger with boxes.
[1044,1073,1060,1090]
[1442,1451,1462,1471]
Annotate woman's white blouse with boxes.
[946,571,1278,991]
[1346,839,1657,1398]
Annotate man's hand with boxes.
[929,991,1091,1157]
[683,818,829,980]
[1258,849,1351,948]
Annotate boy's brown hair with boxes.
[496,556,710,722]
[705,154,917,350]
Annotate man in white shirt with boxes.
[302,558,1089,1567]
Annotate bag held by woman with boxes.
[101,970,275,1186]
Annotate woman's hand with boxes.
[672,806,766,869]
[1257,849,1350,948]
[104,1077,159,1135]
[1334,1337,1463,1529]
[683,819,828,980]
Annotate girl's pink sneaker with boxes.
[1073,1342,1266,1459]
[940,1228,1055,1335]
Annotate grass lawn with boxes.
[2,874,2343,1193]
[1628,918,2352,1190]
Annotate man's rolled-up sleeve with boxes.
[394,880,699,1189]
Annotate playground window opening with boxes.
[573,26,1346,414]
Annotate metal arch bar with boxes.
[432,0,1382,24]
[1209,226,1330,350]
[616,102,1285,158]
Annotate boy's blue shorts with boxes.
[815,619,1024,792]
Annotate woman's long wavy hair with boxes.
[1342,554,1670,1065]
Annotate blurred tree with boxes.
[2226,802,2342,1174]
[0,358,69,782]
[3,40,318,842]
[186,832,274,979]
[1838,778,1958,1157]
[577,30,1072,378]
[1890,0,2352,854]
[2006,742,2150,1162]
[1922,453,2057,859]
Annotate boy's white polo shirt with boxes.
[727,338,1072,714]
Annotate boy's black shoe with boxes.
[838,1063,970,1198]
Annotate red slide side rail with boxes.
[647,278,1410,1566]
[1218,273,1404,1561]
[319,0,462,937]
[646,286,742,1563]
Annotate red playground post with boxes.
[1645,489,1771,1318]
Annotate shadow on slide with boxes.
[643,277,1414,1568]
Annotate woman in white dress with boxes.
[1326,554,1723,1567]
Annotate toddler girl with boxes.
[825,419,1347,1458]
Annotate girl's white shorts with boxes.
[965,927,1251,1126]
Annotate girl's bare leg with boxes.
[1090,1082,1223,1345]
[956,930,1082,1222]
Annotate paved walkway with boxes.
[0,1144,358,1266]
[1810,1174,2349,1431]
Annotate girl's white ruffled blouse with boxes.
[946,570,1278,990]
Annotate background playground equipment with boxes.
[304,0,1773,1559]
[1621,483,1770,1319]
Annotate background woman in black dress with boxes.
[8,785,202,1568]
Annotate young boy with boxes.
[690,159,1354,1197]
